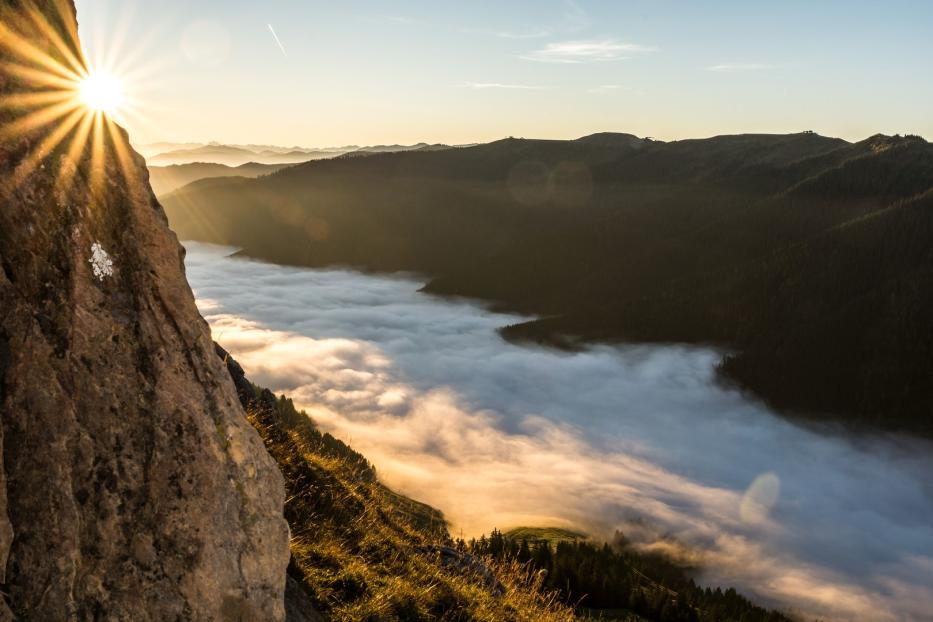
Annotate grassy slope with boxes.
[221,349,575,621]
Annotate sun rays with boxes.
[0,0,154,201]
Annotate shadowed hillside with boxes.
[163,132,933,435]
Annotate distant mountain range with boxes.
[147,162,290,196]
[161,131,933,435]
[138,140,460,167]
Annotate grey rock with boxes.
[0,1,290,619]
[284,575,325,622]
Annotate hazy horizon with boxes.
[135,127,927,154]
[74,0,933,146]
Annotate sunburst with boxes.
[79,70,123,113]
[0,0,154,201]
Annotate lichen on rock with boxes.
[88,241,113,280]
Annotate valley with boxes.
[185,242,933,622]
[163,132,933,435]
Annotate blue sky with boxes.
[74,0,933,146]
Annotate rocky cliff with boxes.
[0,1,289,619]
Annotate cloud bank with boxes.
[185,242,933,622]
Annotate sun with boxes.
[0,0,160,200]
[80,71,124,114]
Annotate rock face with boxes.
[0,1,290,619]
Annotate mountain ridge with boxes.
[162,131,933,434]
[148,161,291,196]
[143,141,462,167]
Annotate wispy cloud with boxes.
[467,0,587,39]
[522,39,657,64]
[464,27,553,39]
[706,63,773,72]
[460,81,547,90]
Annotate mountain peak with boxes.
[574,131,647,147]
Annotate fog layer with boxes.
[185,242,933,621]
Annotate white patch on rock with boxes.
[89,242,114,281]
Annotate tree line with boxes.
[458,529,796,622]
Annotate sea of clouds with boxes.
[185,242,933,621]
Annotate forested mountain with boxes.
[162,132,933,434]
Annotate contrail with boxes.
[267,24,288,57]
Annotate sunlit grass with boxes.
[246,392,577,622]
